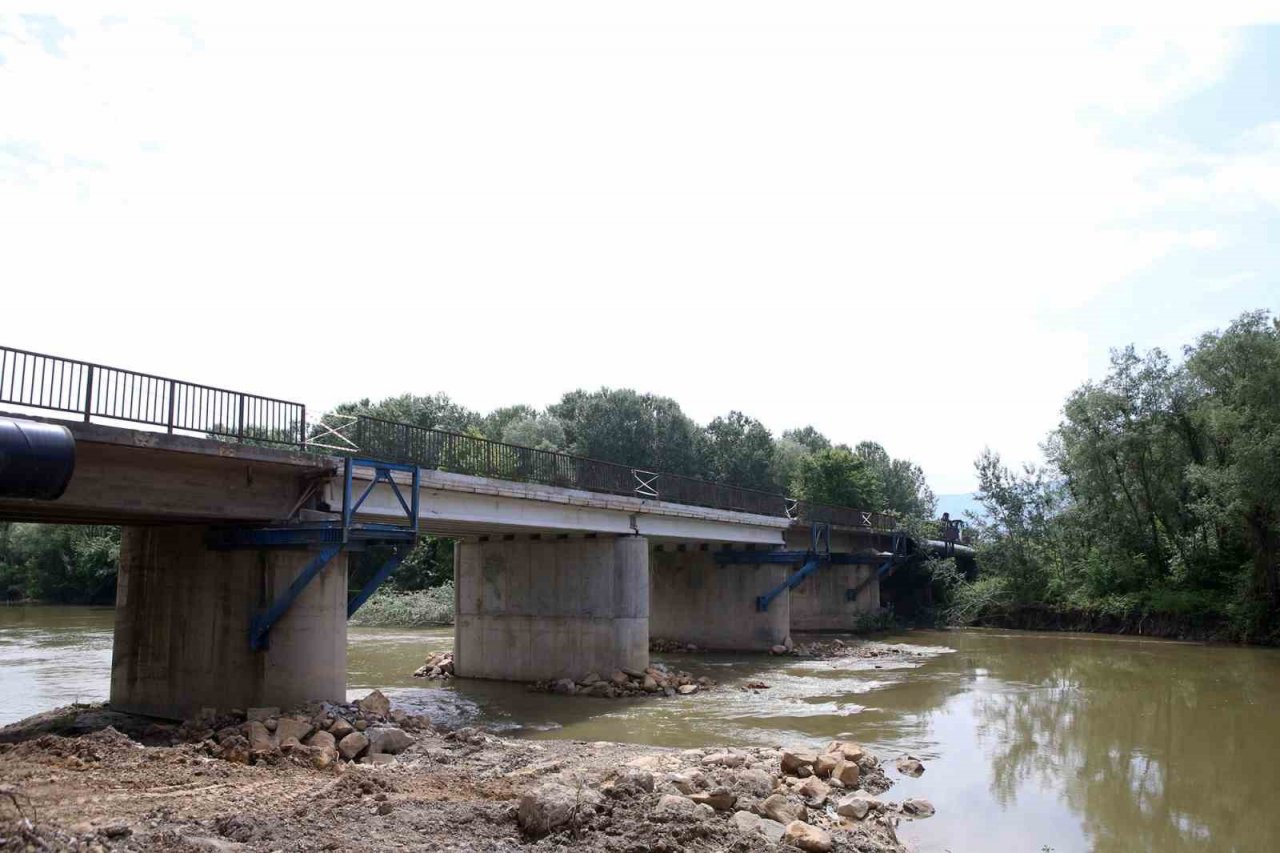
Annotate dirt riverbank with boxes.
[0,697,931,852]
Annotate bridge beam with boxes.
[110,525,348,719]
[453,535,649,682]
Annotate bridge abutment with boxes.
[453,535,649,681]
[110,525,348,719]
[649,548,790,651]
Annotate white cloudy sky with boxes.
[2,4,1277,494]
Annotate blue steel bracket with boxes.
[346,547,409,619]
[715,550,882,566]
[756,556,823,612]
[249,543,343,651]
[343,457,420,541]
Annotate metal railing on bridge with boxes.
[0,344,896,531]
[0,345,306,447]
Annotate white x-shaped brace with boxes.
[860,511,873,526]
[632,469,660,498]
[307,414,360,452]
[784,498,800,519]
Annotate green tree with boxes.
[793,446,882,509]
[548,388,707,475]
[855,440,937,518]
[703,411,777,491]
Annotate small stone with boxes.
[733,768,774,798]
[358,690,392,717]
[896,756,925,777]
[367,727,414,756]
[731,810,787,842]
[361,753,395,765]
[354,719,368,732]
[552,678,577,695]
[263,718,278,733]
[694,802,715,819]
[830,758,860,788]
[306,730,336,752]
[814,753,838,778]
[797,776,830,806]
[677,684,698,695]
[337,731,370,761]
[757,793,803,825]
[246,707,280,722]
[903,798,935,817]
[701,751,746,768]
[689,786,737,811]
[784,820,833,852]
[274,718,313,744]
[770,644,788,655]
[642,675,659,692]
[835,793,875,820]
[328,718,354,739]
[581,672,601,685]
[376,801,394,815]
[242,720,272,752]
[654,793,699,820]
[98,823,131,839]
[780,748,818,775]
[518,783,603,836]
[611,670,630,686]
[826,740,866,763]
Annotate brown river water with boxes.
[2,605,1279,852]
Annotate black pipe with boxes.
[0,417,76,500]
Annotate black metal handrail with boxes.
[0,343,895,531]
[0,345,306,446]
[343,414,895,530]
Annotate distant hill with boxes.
[935,492,985,521]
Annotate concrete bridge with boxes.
[0,346,957,719]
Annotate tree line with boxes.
[941,309,1280,642]
[1,391,935,602]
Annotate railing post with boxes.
[83,365,94,423]
[300,405,307,448]
[237,395,246,441]
[166,379,176,434]
[401,422,411,463]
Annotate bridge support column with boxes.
[110,525,348,719]
[790,564,879,631]
[454,535,649,682]
[649,548,790,651]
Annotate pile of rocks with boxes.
[771,638,919,660]
[175,690,425,769]
[531,662,714,699]
[649,638,701,653]
[516,739,932,852]
[412,650,455,680]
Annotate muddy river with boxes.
[3,605,1278,852]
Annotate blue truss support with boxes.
[756,556,823,612]
[846,554,905,601]
[249,544,343,651]
[343,457,420,542]
[347,549,408,619]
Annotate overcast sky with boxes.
[2,5,1276,494]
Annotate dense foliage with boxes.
[0,523,118,604]
[945,310,1280,642]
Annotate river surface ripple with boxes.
[3,605,1279,852]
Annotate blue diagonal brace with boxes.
[250,544,343,651]
[756,556,823,612]
[347,550,407,618]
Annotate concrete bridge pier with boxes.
[648,547,790,651]
[789,563,880,631]
[453,535,650,681]
[110,525,349,719]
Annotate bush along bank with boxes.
[348,585,454,627]
[965,602,1236,643]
